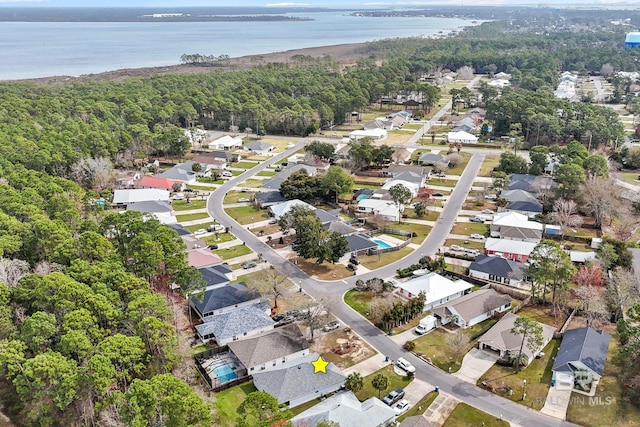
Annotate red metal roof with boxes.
[134,176,177,190]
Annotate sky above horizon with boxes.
[0,0,637,7]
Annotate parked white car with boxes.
[208,224,225,232]
[470,234,485,240]
[221,171,234,178]
[238,198,251,203]
[393,399,411,415]
[481,209,494,214]
[396,357,416,373]
[450,244,464,251]
[193,229,207,236]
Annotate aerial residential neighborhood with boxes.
[2,6,640,427]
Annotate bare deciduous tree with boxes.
[246,268,290,310]
[229,125,239,136]
[445,330,470,363]
[456,66,475,80]
[600,63,614,77]
[71,156,115,192]
[606,267,640,321]
[551,198,583,237]
[580,177,619,229]
[573,285,608,327]
[434,161,449,174]
[0,257,30,288]
[447,153,463,167]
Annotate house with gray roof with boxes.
[195,302,274,345]
[552,327,611,391]
[252,352,346,407]
[291,391,396,427]
[228,324,310,373]
[383,164,430,177]
[198,264,234,291]
[261,164,318,191]
[505,200,543,218]
[190,282,261,321]
[157,162,198,184]
[500,189,539,204]
[324,221,357,236]
[392,148,412,164]
[431,289,512,329]
[346,233,379,255]
[418,152,449,166]
[364,119,396,131]
[254,191,287,209]
[113,189,170,205]
[244,140,275,155]
[125,200,173,214]
[507,174,556,192]
[168,223,191,236]
[469,255,528,288]
[479,313,556,366]
[490,211,543,243]
[392,171,425,186]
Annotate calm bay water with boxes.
[0,12,474,80]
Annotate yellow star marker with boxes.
[312,355,329,374]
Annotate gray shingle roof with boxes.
[346,234,378,252]
[168,223,191,236]
[191,282,260,317]
[254,191,286,205]
[291,391,396,427]
[392,171,423,184]
[469,255,527,279]
[418,153,449,165]
[198,264,233,287]
[315,209,339,224]
[431,289,511,324]
[479,313,556,361]
[324,221,357,236]
[507,201,543,213]
[157,164,197,181]
[245,141,274,151]
[553,327,611,377]
[125,200,173,214]
[228,324,309,369]
[194,304,274,342]
[252,352,345,404]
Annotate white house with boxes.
[208,135,243,150]
[356,198,401,222]
[447,130,478,144]
[268,199,315,220]
[398,272,473,310]
[228,324,310,374]
[380,179,420,197]
[484,238,537,262]
[490,211,543,243]
[244,140,275,155]
[252,352,345,408]
[349,129,388,141]
[431,289,512,329]
[113,189,170,205]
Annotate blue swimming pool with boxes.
[356,194,370,201]
[373,239,392,249]
[211,363,238,383]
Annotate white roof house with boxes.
[380,179,420,197]
[113,189,170,205]
[208,135,243,150]
[356,198,401,222]
[268,199,315,220]
[349,129,388,141]
[447,130,478,144]
[490,211,543,243]
[398,272,473,310]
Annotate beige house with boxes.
[431,289,512,329]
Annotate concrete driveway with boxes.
[540,385,572,420]
[453,348,499,384]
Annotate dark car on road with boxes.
[208,244,218,250]
[382,388,405,406]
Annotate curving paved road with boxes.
[207,143,578,427]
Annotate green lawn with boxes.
[444,239,485,249]
[185,222,216,233]
[383,222,432,244]
[211,244,253,260]
[215,381,257,427]
[233,161,261,169]
[355,365,414,401]
[360,246,415,270]
[223,206,268,225]
[479,154,501,177]
[442,152,472,176]
[224,190,255,204]
[256,170,276,177]
[171,200,207,211]
[203,232,236,244]
[397,391,438,422]
[290,398,321,416]
[402,123,424,130]
[404,209,440,221]
[237,179,263,188]
[477,339,560,411]
[197,177,224,184]
[428,178,458,188]
[442,403,509,427]
[566,334,640,427]
[411,318,498,373]
[617,171,640,185]
[190,184,220,190]
[451,222,489,235]
[354,183,383,190]
[343,289,373,317]
[176,212,211,222]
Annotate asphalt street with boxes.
[207,142,579,426]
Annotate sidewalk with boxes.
[422,392,460,426]
[342,353,388,377]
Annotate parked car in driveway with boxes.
[393,399,410,415]
[242,261,257,269]
[470,233,485,240]
[208,224,225,232]
[349,255,360,265]
[469,215,486,223]
[323,321,340,332]
[481,209,494,214]
[396,357,416,373]
[347,263,358,272]
[193,229,206,236]
[383,388,405,406]
[450,244,464,251]
[208,244,218,250]
[238,197,251,203]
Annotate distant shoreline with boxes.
[20,42,370,86]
